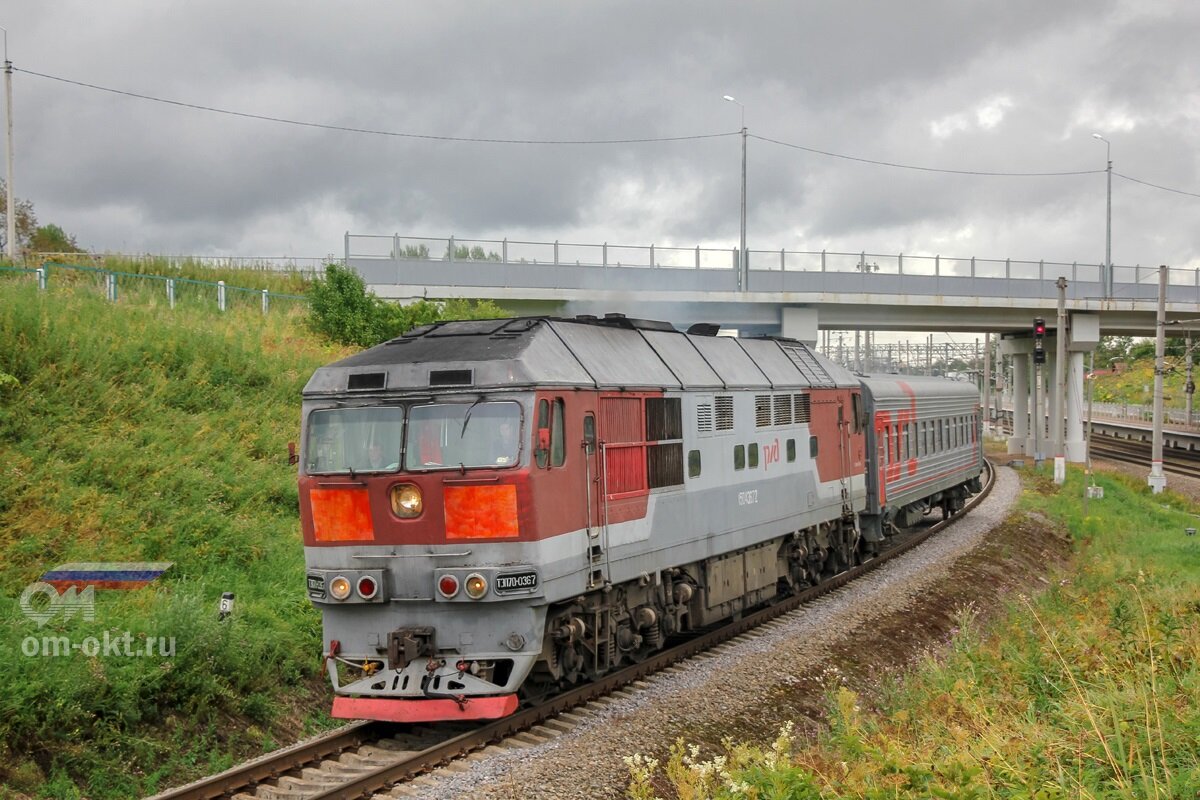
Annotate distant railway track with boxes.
[1090,434,1200,480]
[149,461,994,800]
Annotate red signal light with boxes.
[438,575,460,598]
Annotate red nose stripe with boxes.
[331,694,519,722]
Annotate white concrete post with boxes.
[261,289,269,315]
[217,280,226,312]
[1066,352,1086,462]
[36,267,45,290]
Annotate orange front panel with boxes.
[310,488,375,542]
[444,485,520,540]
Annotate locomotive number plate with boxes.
[306,574,326,599]
[494,570,539,595]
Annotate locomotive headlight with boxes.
[464,573,488,600]
[390,484,423,518]
[329,575,352,601]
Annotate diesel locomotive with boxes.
[299,314,983,722]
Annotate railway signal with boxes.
[1033,318,1047,365]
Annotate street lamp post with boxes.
[1091,133,1112,299]
[723,95,747,292]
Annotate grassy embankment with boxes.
[0,268,348,798]
[628,466,1200,798]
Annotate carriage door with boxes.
[582,413,604,588]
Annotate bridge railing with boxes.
[346,233,1200,296]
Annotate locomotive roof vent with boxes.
[686,323,720,337]
[429,368,474,387]
[347,372,387,391]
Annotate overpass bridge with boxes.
[346,233,1200,338]
[345,232,1200,471]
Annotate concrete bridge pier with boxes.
[1065,313,1100,463]
[1008,347,1031,455]
[781,306,819,346]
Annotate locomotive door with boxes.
[582,413,606,589]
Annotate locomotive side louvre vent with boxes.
[347,372,387,391]
[754,395,772,428]
[714,396,734,431]
[646,397,683,441]
[696,403,714,433]
[793,393,811,423]
[778,344,837,388]
[429,369,474,387]
[773,394,792,426]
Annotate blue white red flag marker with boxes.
[39,562,172,591]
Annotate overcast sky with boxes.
[5,0,1200,269]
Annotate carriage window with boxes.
[734,444,746,470]
[583,414,596,455]
[851,393,865,433]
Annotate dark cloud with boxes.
[4,0,1199,268]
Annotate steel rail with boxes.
[145,721,385,800]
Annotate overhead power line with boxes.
[750,133,1104,177]
[16,65,1200,197]
[1114,171,1200,199]
[15,67,738,145]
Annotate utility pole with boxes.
[1053,277,1068,483]
[3,27,14,261]
[1084,351,1096,517]
[1187,331,1194,427]
[926,334,932,376]
[854,330,861,373]
[1148,264,1167,493]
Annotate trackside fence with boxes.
[2,262,310,316]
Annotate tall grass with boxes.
[0,281,347,798]
[627,467,1200,798]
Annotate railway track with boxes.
[1090,434,1200,480]
[148,461,995,800]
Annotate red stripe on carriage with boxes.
[331,694,519,723]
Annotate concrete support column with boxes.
[780,306,819,346]
[1044,353,1057,447]
[1009,353,1029,455]
[1066,352,1086,462]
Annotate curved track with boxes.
[149,461,994,800]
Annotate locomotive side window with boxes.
[734,444,746,470]
[786,438,796,462]
[583,414,596,454]
[306,406,404,474]
[809,436,818,458]
[551,398,566,467]
[688,449,702,478]
[748,442,759,468]
[536,399,550,468]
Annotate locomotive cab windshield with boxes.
[303,399,523,475]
